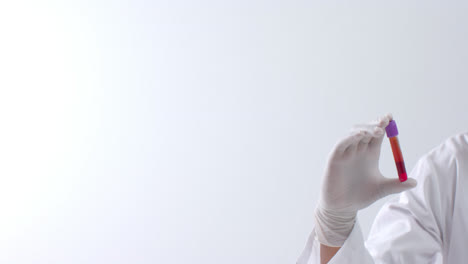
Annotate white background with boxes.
[1,1,468,263]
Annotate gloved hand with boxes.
[314,114,417,247]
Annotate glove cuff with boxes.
[314,205,357,247]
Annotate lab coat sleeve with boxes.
[296,220,374,264]
[298,152,452,264]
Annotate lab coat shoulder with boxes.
[408,132,468,218]
[434,132,468,158]
[366,132,468,263]
[418,132,468,236]
[425,132,468,181]
[427,132,468,262]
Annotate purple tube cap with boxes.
[385,120,399,138]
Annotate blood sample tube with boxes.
[385,120,407,182]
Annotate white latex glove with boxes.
[314,114,417,247]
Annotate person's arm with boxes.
[296,218,372,264]
[320,245,340,264]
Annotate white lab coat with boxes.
[298,133,468,264]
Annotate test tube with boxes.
[385,120,407,182]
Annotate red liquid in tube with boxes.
[389,136,407,182]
